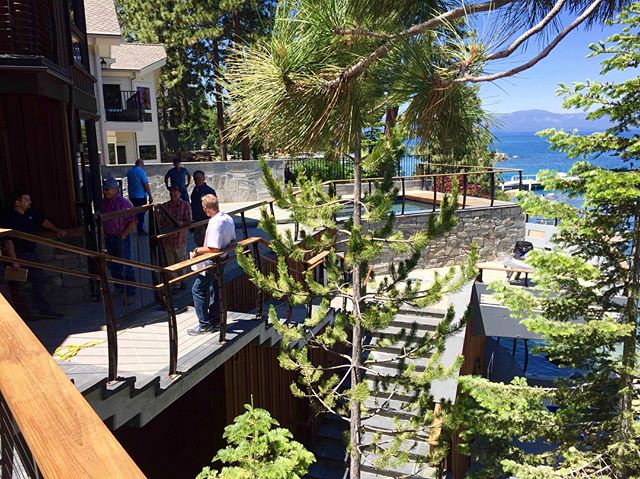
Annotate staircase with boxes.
[307,306,447,479]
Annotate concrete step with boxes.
[363,396,416,420]
[361,451,436,479]
[397,305,447,318]
[312,437,349,463]
[390,314,441,331]
[306,461,348,479]
[317,421,347,443]
[361,432,431,460]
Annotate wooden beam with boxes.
[0,294,145,478]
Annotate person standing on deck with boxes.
[2,189,66,319]
[190,170,217,248]
[126,159,153,235]
[160,186,192,291]
[164,158,191,202]
[188,194,235,335]
[101,177,137,304]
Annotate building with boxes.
[84,0,166,165]
[0,0,100,228]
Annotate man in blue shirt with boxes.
[126,159,153,234]
[190,170,217,247]
[164,159,191,201]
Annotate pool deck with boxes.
[404,189,512,208]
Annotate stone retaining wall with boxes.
[102,160,285,204]
[375,204,525,269]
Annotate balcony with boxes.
[104,90,143,122]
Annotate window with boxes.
[116,145,127,164]
[138,145,157,161]
[136,86,153,122]
[108,144,116,165]
[103,84,122,109]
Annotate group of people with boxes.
[105,158,236,334]
[2,159,235,335]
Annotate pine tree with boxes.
[197,402,315,479]
[456,5,640,477]
[223,1,632,477]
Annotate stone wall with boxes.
[375,204,525,269]
[102,160,285,204]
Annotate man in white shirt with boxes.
[188,194,236,335]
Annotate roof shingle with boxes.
[110,44,167,71]
[84,0,121,36]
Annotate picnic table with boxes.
[476,259,534,287]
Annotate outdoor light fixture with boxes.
[100,57,107,70]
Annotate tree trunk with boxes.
[212,40,227,161]
[384,106,399,139]
[350,129,363,479]
[232,11,251,161]
[620,207,639,479]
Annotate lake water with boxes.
[492,131,630,175]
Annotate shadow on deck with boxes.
[29,299,329,429]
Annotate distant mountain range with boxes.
[493,109,613,132]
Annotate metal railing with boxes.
[0,196,336,383]
[104,90,143,122]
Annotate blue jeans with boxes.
[105,235,136,297]
[192,271,220,327]
[130,197,147,233]
[15,250,51,313]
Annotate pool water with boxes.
[337,199,432,220]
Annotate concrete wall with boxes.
[102,160,285,203]
[375,204,525,268]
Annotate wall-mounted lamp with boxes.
[100,57,107,70]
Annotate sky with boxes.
[476,11,634,114]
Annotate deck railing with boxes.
[0,197,335,383]
[0,292,145,478]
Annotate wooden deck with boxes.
[24,297,326,427]
[404,189,512,208]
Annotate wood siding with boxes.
[450,316,486,479]
[0,95,77,227]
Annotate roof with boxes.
[109,43,167,71]
[84,0,121,36]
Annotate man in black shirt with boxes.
[2,190,66,319]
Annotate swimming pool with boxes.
[337,199,432,220]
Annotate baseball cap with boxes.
[102,177,118,189]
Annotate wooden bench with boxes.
[476,260,534,287]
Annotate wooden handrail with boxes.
[0,293,146,478]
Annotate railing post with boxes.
[149,206,163,304]
[401,177,406,216]
[294,221,299,241]
[240,211,249,240]
[95,258,118,382]
[252,243,264,320]
[432,176,437,213]
[216,258,227,343]
[269,201,275,217]
[462,173,468,209]
[490,172,496,207]
[161,270,179,376]
[518,170,523,191]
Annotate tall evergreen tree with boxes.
[116,0,275,156]
[456,5,640,477]
[223,1,628,477]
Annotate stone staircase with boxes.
[306,306,447,479]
